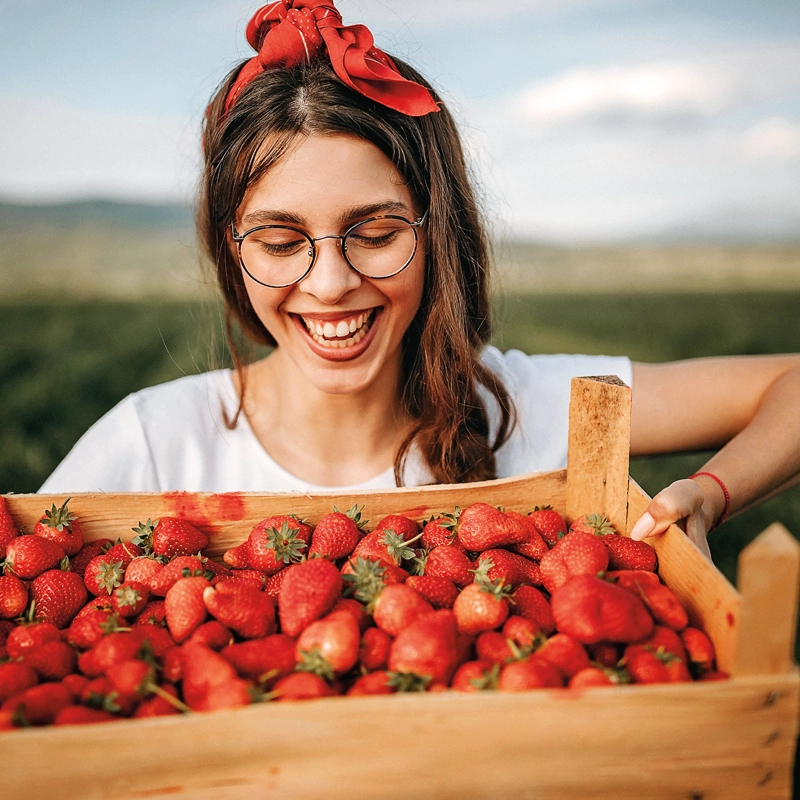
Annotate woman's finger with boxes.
[630,479,704,541]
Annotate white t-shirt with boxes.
[39,347,632,494]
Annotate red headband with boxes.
[222,0,439,118]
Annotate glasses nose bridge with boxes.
[308,231,350,269]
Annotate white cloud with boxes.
[742,117,800,161]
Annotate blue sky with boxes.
[1,0,799,241]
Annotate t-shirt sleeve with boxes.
[38,395,161,493]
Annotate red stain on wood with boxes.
[163,492,210,527]
[207,493,246,522]
[726,612,736,628]
[400,505,430,519]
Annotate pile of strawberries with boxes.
[0,495,726,728]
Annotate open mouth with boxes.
[297,309,376,350]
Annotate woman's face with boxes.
[234,134,425,397]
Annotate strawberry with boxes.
[451,660,500,692]
[388,609,459,685]
[352,528,420,568]
[34,498,83,556]
[70,539,113,576]
[134,600,167,627]
[247,516,311,574]
[550,574,654,644]
[203,581,276,639]
[296,612,361,677]
[329,598,368,631]
[61,673,90,699]
[589,643,621,669]
[31,566,89,628]
[139,625,176,659]
[0,495,20,558]
[406,575,459,609]
[347,671,396,696]
[0,662,38,704]
[624,649,671,684]
[372,584,433,637]
[278,558,342,637]
[54,706,117,725]
[135,518,209,560]
[502,616,540,650]
[221,634,297,684]
[165,576,210,643]
[359,626,392,671]
[1,682,73,725]
[188,620,233,651]
[601,534,657,572]
[274,671,336,701]
[498,655,563,690]
[181,642,248,710]
[614,572,688,631]
[77,629,150,677]
[6,620,61,659]
[680,627,716,675]
[536,633,591,680]
[83,554,125,597]
[149,556,206,597]
[624,627,691,683]
[699,670,730,682]
[133,683,182,718]
[200,678,252,711]
[23,639,77,681]
[607,569,661,589]
[455,503,528,551]
[105,658,156,709]
[374,514,419,541]
[539,530,609,593]
[263,567,289,597]
[67,607,119,650]
[105,540,145,567]
[162,647,183,682]
[510,585,555,634]
[453,579,512,636]
[124,555,166,589]
[475,631,516,664]
[569,667,617,688]
[530,506,568,547]
[422,545,474,588]
[475,549,542,588]
[223,541,250,569]
[81,676,131,715]
[5,535,65,579]
[506,510,549,560]
[341,557,388,607]
[308,505,365,560]
[420,512,459,549]
[202,556,232,583]
[111,581,150,618]
[0,573,29,618]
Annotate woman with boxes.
[41,1,800,561]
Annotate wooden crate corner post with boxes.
[566,375,632,532]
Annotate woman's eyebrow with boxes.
[241,200,413,228]
[339,201,412,222]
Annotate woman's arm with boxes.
[628,355,800,558]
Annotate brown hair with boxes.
[198,57,514,484]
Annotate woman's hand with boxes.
[629,477,720,561]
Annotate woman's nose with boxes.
[297,237,362,304]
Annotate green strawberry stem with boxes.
[148,682,191,714]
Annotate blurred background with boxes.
[1,0,799,590]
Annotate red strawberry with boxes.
[550,574,654,645]
[498,655,563,690]
[203,582,276,639]
[202,557,232,583]
[23,639,77,681]
[0,496,20,558]
[614,571,688,631]
[530,506,567,547]
[680,627,716,675]
[199,678,252,711]
[30,566,88,629]
[188,620,233,651]
[149,556,207,598]
[352,528,420,568]
[0,573,29,619]
[475,631,516,664]
[536,633,591,680]
[54,706,117,725]
[77,629,150,677]
[34,498,83,556]
[374,514,419,541]
[511,585,555,634]
[329,598,368,631]
[590,642,621,669]
[422,545,474,588]
[539,530,609,593]
[221,634,297,684]
[83,554,126,597]
[600,534,657,572]
[420,512,459,549]
[625,649,671,684]
[506,510,549,560]
[699,670,730,682]
[5,535,65,579]
[135,518,209,560]
[347,671,396,696]
[223,541,250,569]
[455,503,528,552]
[134,600,167,627]
[133,683,182,718]
[406,575,459,609]
[61,673,88,699]
[308,505,365,560]
[105,658,156,709]
[6,620,61,659]
[104,540,144,568]
[263,568,289,597]
[70,539,113,576]
[124,555,165,589]
[569,667,616,688]
[67,607,119,650]
[0,662,38,703]
[502,616,540,650]
[475,549,542,588]
[451,660,500,692]
[607,569,662,589]
[111,581,150,618]
[273,671,336,701]
[181,642,247,711]
[373,584,433,637]
[279,558,343,637]
[1,682,73,725]
[138,625,176,660]
[388,609,459,685]
[165,576,210,643]
[624,627,691,683]
[247,516,311,574]
[296,612,361,677]
[359,627,392,671]
[453,579,512,636]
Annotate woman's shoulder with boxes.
[128,369,236,415]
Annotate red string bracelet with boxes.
[689,472,730,529]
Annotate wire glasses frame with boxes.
[231,211,428,289]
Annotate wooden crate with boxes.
[3,377,799,799]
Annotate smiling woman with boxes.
[39,0,800,561]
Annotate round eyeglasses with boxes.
[231,212,428,289]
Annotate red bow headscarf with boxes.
[222,0,439,117]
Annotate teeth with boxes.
[314,322,324,336]
[349,319,357,333]
[302,311,373,348]
[336,320,350,337]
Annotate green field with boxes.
[2,291,799,592]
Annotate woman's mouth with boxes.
[290,308,380,361]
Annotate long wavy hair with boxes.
[198,57,514,485]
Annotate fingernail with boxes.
[630,512,656,541]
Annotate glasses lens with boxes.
[344,217,417,278]
[240,227,312,287]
